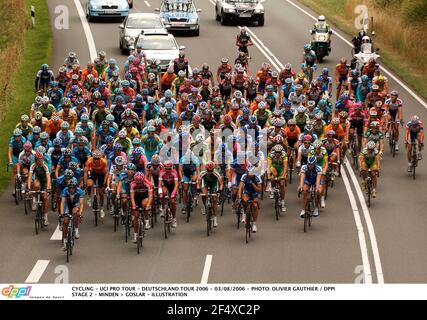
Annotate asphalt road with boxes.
[0,0,426,284]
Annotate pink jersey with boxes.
[159,169,178,185]
[130,179,152,195]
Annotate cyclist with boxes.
[158,160,179,228]
[359,141,381,198]
[198,161,222,227]
[84,149,108,218]
[55,148,78,178]
[56,121,74,149]
[116,163,137,223]
[236,28,253,54]
[309,140,328,208]
[106,156,127,215]
[335,58,350,100]
[363,121,385,155]
[179,149,201,214]
[130,172,153,238]
[35,64,54,92]
[267,144,288,212]
[405,115,424,172]
[237,165,262,233]
[27,152,51,225]
[348,102,368,153]
[296,135,313,169]
[298,155,322,218]
[384,90,403,151]
[60,178,84,250]
[8,128,27,173]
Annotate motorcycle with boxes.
[310,30,332,63]
[351,43,380,73]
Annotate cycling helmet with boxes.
[303,135,313,142]
[339,111,348,118]
[92,150,102,159]
[103,136,113,145]
[285,78,293,85]
[68,162,79,170]
[370,121,380,128]
[121,80,130,87]
[248,115,257,125]
[159,108,168,116]
[297,106,306,113]
[390,90,399,97]
[40,132,49,140]
[92,91,101,99]
[63,149,72,157]
[35,96,43,104]
[322,68,329,75]
[108,58,117,65]
[331,118,340,125]
[221,58,228,64]
[33,126,41,134]
[147,126,156,133]
[164,89,173,98]
[361,75,369,82]
[60,122,70,129]
[13,128,22,136]
[274,119,284,127]
[53,138,62,146]
[288,119,297,125]
[178,70,185,77]
[273,144,284,152]
[147,96,155,104]
[258,101,266,110]
[327,130,335,136]
[304,124,313,132]
[234,90,242,99]
[372,84,379,91]
[307,100,316,108]
[151,154,160,165]
[247,164,255,174]
[68,178,78,188]
[353,102,363,110]
[242,107,250,115]
[23,141,32,151]
[127,163,137,171]
[41,64,49,71]
[307,155,317,165]
[133,147,143,156]
[134,172,145,183]
[351,69,359,77]
[206,161,215,171]
[304,44,311,51]
[313,140,322,148]
[114,156,124,166]
[224,114,232,124]
[131,137,141,145]
[101,120,110,128]
[42,96,50,104]
[314,113,323,120]
[367,141,376,150]
[113,143,123,152]
[164,160,174,169]
[64,169,74,179]
[118,130,127,139]
[36,146,46,155]
[266,85,274,91]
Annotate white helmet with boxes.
[362,36,370,43]
[318,15,325,22]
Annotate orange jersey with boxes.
[81,68,98,84]
[323,124,345,140]
[85,157,108,174]
[160,73,176,87]
[335,64,349,77]
[285,126,301,141]
[176,100,189,115]
[45,119,63,136]
[227,109,242,122]
[250,101,259,113]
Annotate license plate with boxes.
[172,22,186,26]
[105,9,116,14]
[239,13,252,18]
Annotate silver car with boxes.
[119,13,166,54]
[131,31,185,71]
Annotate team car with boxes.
[86,0,129,21]
[215,0,265,26]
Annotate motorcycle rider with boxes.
[311,15,332,52]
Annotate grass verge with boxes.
[299,0,427,101]
[0,0,52,194]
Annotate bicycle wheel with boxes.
[412,160,416,180]
[14,179,19,205]
[324,178,329,200]
[66,229,72,263]
[245,211,251,244]
[137,219,143,254]
[206,206,211,237]
[93,194,98,227]
[366,180,371,208]
[24,197,30,215]
[35,211,40,235]
[164,208,169,239]
[51,189,57,211]
[304,199,311,233]
[125,208,130,242]
[236,205,241,229]
[275,196,280,221]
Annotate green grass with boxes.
[299,0,427,101]
[0,0,52,194]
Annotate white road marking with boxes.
[342,160,373,284]
[144,1,151,7]
[284,0,427,109]
[74,0,97,61]
[346,157,384,284]
[200,254,213,284]
[25,260,50,283]
[208,0,384,283]
[50,224,62,241]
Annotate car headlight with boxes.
[254,9,264,13]
[189,18,198,24]
[124,36,134,43]
[90,3,99,10]
[224,8,236,13]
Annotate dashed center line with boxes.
[25,260,50,283]
[201,255,213,284]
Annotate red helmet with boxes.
[134,172,145,183]
[164,160,174,169]
[206,161,215,171]
[224,114,232,124]
[23,141,32,151]
[303,135,313,142]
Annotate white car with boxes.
[131,31,185,71]
[119,13,166,54]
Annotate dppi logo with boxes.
[2,285,32,298]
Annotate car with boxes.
[155,0,202,36]
[86,0,129,21]
[215,0,265,26]
[131,31,185,71]
[119,13,166,54]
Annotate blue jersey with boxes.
[47,88,64,109]
[57,155,79,171]
[301,164,322,185]
[61,187,85,206]
[56,131,74,148]
[158,97,177,108]
[143,104,160,121]
[240,174,262,195]
[96,127,117,147]
[56,175,70,194]
[119,171,132,194]
[180,153,200,177]
[35,140,53,150]
[9,136,26,160]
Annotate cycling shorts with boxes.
[350,122,364,135]
[389,109,398,121]
[89,172,105,187]
[64,201,81,214]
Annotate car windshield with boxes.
[162,0,194,12]
[137,37,177,50]
[126,16,163,29]
[226,0,258,3]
